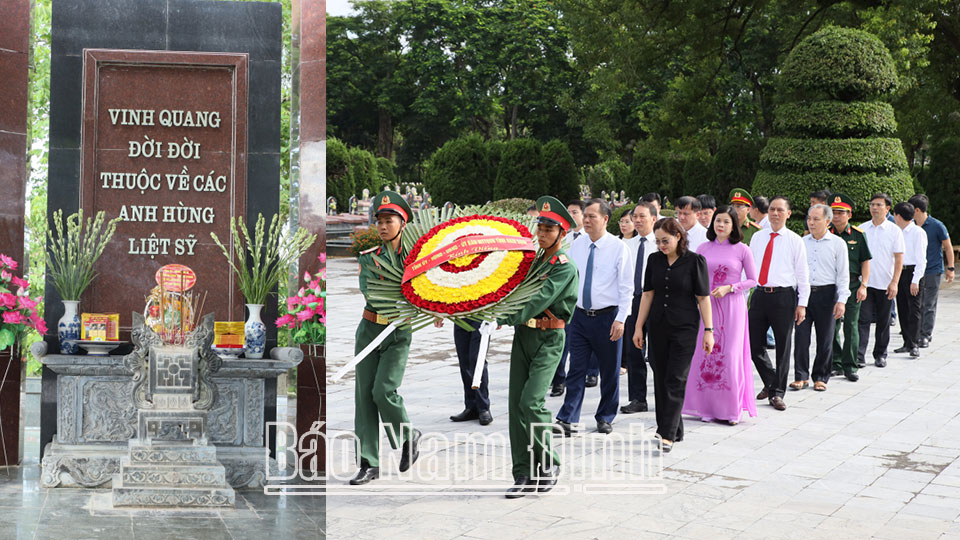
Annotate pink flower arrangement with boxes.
[276,254,326,345]
[0,253,46,352]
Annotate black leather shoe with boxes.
[910,348,920,358]
[620,400,648,414]
[553,419,574,437]
[893,346,910,354]
[537,465,559,493]
[549,383,565,397]
[596,421,613,434]
[399,429,421,472]
[831,368,843,377]
[505,475,536,499]
[450,409,480,422]
[349,464,380,485]
[845,372,859,382]
[857,359,866,368]
[874,356,887,368]
[919,337,930,348]
[585,375,598,388]
[478,410,493,425]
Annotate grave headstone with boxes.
[327,197,337,215]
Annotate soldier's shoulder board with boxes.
[749,222,762,229]
[851,225,864,233]
[557,254,569,264]
[360,245,380,255]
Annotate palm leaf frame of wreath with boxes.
[365,204,550,333]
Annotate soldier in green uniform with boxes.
[730,188,762,245]
[829,193,872,381]
[350,191,420,485]
[496,196,579,499]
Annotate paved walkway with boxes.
[326,256,960,539]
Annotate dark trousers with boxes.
[794,286,837,383]
[552,337,598,385]
[453,320,490,412]
[624,296,648,403]
[648,320,697,441]
[896,266,924,349]
[556,309,621,424]
[749,288,797,398]
[920,273,942,341]
[832,282,862,374]
[858,287,893,362]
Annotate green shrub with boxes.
[604,158,630,193]
[493,138,548,200]
[583,164,616,199]
[348,146,380,197]
[922,136,960,239]
[488,198,536,215]
[627,143,671,199]
[759,138,908,175]
[424,134,495,205]
[753,170,914,220]
[783,217,806,236]
[607,204,635,235]
[774,102,897,138]
[376,157,398,188]
[542,139,580,203]
[682,152,714,197]
[350,225,381,256]
[713,137,764,203]
[779,26,898,101]
[326,137,354,209]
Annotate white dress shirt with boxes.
[625,231,656,295]
[802,231,850,303]
[901,222,928,284]
[749,225,811,306]
[758,215,770,229]
[569,232,634,322]
[685,222,708,253]
[860,219,905,289]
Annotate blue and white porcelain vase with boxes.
[58,300,81,354]
[244,303,266,359]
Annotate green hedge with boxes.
[424,134,495,205]
[753,169,914,220]
[543,139,580,203]
[348,146,381,197]
[494,138,549,201]
[759,138,908,175]
[713,137,764,203]
[780,26,898,101]
[488,198,535,215]
[773,101,897,139]
[326,137,354,209]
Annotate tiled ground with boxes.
[326,256,960,540]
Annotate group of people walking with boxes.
[348,186,955,498]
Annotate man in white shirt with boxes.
[620,202,657,414]
[748,196,810,411]
[892,201,927,357]
[751,196,770,229]
[675,196,708,252]
[792,204,849,392]
[555,199,633,435]
[640,193,662,220]
[858,193,905,368]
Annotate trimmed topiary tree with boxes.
[423,134,495,205]
[753,26,912,220]
[922,137,960,240]
[542,139,580,203]
[493,138,548,201]
[348,146,381,197]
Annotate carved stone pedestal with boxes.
[112,439,235,507]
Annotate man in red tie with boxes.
[748,196,810,410]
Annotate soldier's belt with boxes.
[524,318,565,330]
[362,309,390,325]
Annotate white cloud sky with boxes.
[326,0,356,17]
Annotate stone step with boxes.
[112,482,235,507]
[118,463,227,488]
[127,443,218,466]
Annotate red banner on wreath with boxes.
[401,235,535,283]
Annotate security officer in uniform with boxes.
[350,191,420,485]
[730,188,762,245]
[829,193,872,381]
[497,196,579,499]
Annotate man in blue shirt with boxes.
[908,195,956,347]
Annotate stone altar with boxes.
[35,331,301,491]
